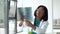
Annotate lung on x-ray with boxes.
[17,7,33,22]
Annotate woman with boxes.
[19,5,49,34]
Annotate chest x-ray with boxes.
[17,7,33,22]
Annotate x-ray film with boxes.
[17,7,33,22]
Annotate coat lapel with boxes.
[39,20,43,28]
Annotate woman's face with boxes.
[36,7,44,18]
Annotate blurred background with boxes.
[53,0,60,34]
[0,0,60,34]
[0,0,5,34]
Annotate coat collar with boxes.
[39,20,44,27]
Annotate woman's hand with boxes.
[24,19,32,27]
[24,19,36,30]
[19,20,23,26]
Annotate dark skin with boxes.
[19,7,44,30]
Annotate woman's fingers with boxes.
[19,19,31,27]
[24,19,32,27]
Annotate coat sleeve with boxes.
[33,21,49,34]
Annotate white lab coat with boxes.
[33,20,49,34]
[18,19,49,34]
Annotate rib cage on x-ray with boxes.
[18,7,33,22]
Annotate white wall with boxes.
[17,0,53,33]
[53,0,60,19]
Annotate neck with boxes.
[35,17,41,21]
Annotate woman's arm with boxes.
[33,21,49,34]
[24,19,36,30]
[41,21,49,33]
[24,19,49,34]
[29,23,36,30]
